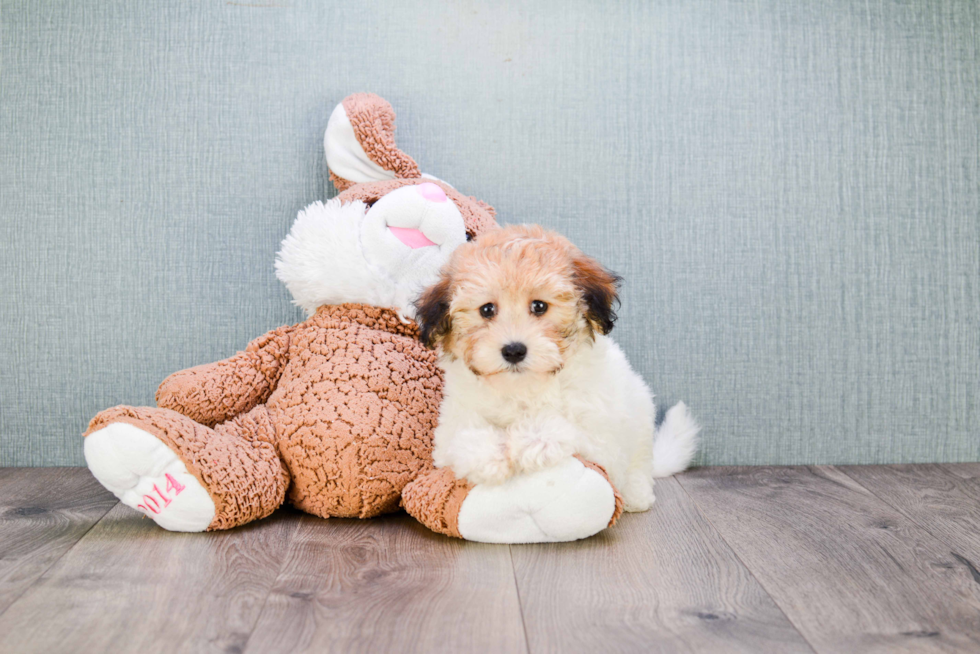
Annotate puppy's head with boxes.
[416,224,621,380]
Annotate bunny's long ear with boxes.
[324,93,421,191]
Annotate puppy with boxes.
[415,224,699,512]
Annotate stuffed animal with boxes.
[83,93,623,542]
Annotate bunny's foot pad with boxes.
[403,456,623,544]
[84,421,215,532]
[85,405,288,531]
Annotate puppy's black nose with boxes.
[501,342,527,364]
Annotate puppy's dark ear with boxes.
[414,274,453,349]
[572,254,622,336]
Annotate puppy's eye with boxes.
[530,300,548,316]
[465,233,473,242]
[479,303,496,319]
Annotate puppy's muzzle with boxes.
[501,342,527,365]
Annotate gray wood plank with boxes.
[680,466,980,653]
[0,468,117,616]
[0,501,300,654]
[840,464,980,562]
[243,513,527,654]
[510,476,814,654]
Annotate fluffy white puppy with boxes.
[416,224,699,512]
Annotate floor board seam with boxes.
[0,499,119,621]
[674,473,819,654]
[507,545,533,654]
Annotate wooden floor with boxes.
[2,466,980,653]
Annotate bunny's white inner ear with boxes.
[324,103,397,184]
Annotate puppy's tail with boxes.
[651,401,700,478]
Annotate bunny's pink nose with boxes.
[417,182,447,202]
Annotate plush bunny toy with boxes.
[83,94,622,542]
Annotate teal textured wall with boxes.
[1,1,978,466]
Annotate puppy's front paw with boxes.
[509,415,580,473]
[517,437,574,473]
[437,426,514,486]
[461,454,514,486]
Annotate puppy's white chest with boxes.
[479,377,565,426]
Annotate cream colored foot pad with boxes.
[457,457,617,544]
[84,422,215,532]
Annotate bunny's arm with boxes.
[155,325,295,427]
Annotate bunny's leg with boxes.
[84,405,288,531]
[402,456,623,544]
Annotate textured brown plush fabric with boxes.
[156,326,294,428]
[84,404,288,530]
[336,178,497,240]
[401,466,472,538]
[272,304,442,519]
